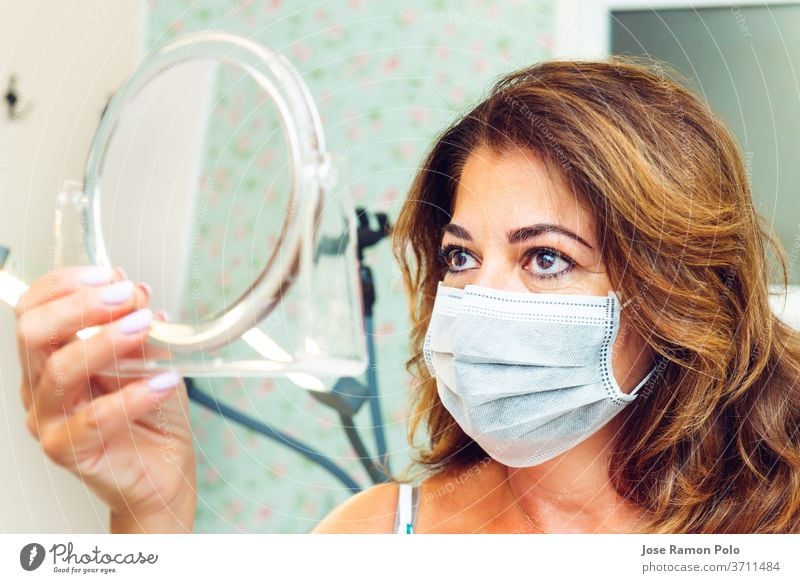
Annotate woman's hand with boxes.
[15,266,196,533]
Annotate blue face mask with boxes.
[423,282,658,467]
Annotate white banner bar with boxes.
[2,534,799,582]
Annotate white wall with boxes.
[0,0,145,533]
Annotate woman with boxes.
[16,58,800,534]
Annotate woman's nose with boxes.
[467,257,530,293]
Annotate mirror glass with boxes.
[97,57,292,326]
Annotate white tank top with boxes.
[393,483,419,534]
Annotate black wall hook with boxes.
[4,75,31,121]
[4,75,19,120]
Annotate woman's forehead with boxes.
[450,146,596,241]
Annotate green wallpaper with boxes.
[145,0,554,533]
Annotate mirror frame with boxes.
[82,31,333,352]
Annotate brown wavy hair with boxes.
[390,57,800,533]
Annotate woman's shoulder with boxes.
[312,458,502,533]
[311,481,401,534]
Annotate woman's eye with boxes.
[437,245,575,278]
[438,246,478,273]
[525,249,575,278]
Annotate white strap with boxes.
[394,483,413,534]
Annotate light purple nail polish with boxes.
[118,308,153,334]
[138,282,153,299]
[102,281,135,305]
[148,371,181,392]
[80,266,113,286]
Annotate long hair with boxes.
[390,57,800,533]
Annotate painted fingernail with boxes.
[137,282,153,300]
[102,281,135,305]
[148,371,181,392]
[118,308,153,334]
[80,266,114,286]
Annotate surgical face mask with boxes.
[423,282,657,467]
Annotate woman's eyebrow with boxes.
[442,222,594,250]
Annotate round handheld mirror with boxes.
[55,31,367,381]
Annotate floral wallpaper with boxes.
[145,0,554,533]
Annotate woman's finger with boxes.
[17,279,150,352]
[37,371,183,469]
[15,265,125,317]
[88,309,173,394]
[31,308,155,419]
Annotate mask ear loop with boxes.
[617,290,663,399]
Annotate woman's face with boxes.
[440,145,654,392]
